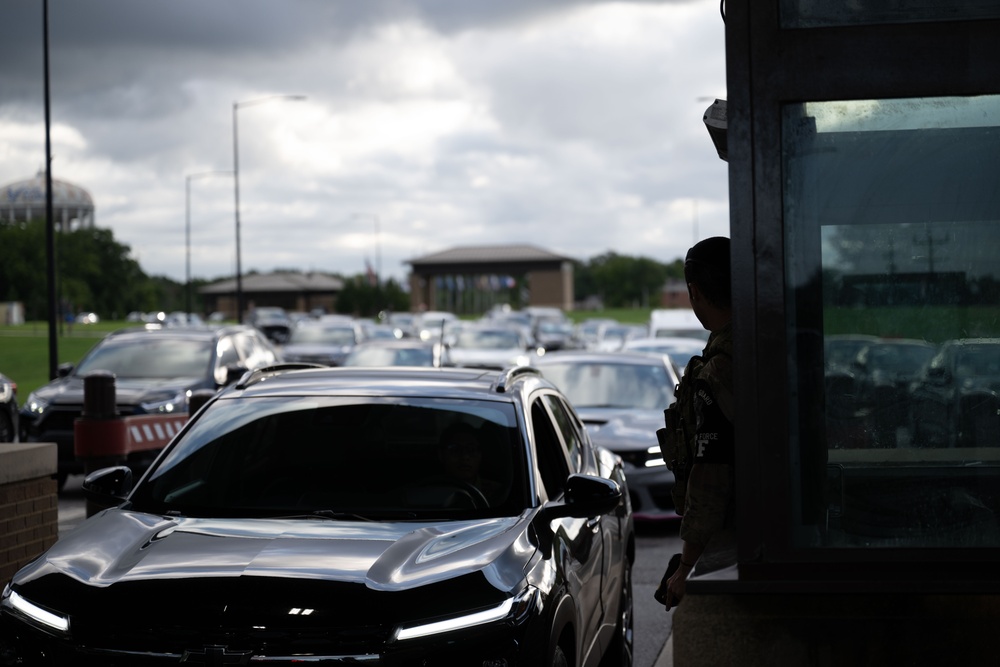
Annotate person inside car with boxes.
[438,422,507,507]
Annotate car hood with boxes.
[575,408,662,452]
[28,375,208,407]
[13,510,534,613]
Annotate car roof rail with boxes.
[492,365,541,394]
[235,362,328,389]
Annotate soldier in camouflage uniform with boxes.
[662,236,734,609]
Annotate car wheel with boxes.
[552,644,570,667]
[0,410,13,443]
[600,563,634,667]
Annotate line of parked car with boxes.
[825,334,1000,450]
[4,305,649,665]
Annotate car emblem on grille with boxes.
[180,645,253,665]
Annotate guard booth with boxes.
[674,3,1000,664]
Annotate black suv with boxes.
[2,365,635,666]
[18,325,279,488]
[0,373,17,443]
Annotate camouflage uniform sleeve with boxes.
[679,356,735,548]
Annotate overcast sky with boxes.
[0,0,729,286]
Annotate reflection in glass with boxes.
[780,0,1000,29]
[783,95,1000,548]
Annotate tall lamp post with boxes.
[186,170,233,323]
[232,94,306,323]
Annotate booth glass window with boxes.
[782,95,1000,549]
[780,0,1000,28]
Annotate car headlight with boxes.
[139,390,190,414]
[392,586,538,641]
[24,392,49,416]
[0,381,12,403]
[1,585,70,633]
[646,445,666,468]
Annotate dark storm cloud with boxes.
[0,0,730,283]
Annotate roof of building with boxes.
[0,171,94,209]
[199,272,344,294]
[406,244,574,266]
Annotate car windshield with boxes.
[866,344,936,374]
[954,344,1000,377]
[131,396,527,520]
[455,330,522,350]
[288,327,356,345]
[538,361,675,410]
[344,346,434,366]
[75,337,213,379]
[537,321,573,335]
[629,342,702,370]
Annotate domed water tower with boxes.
[0,171,95,231]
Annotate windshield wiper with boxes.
[312,509,377,522]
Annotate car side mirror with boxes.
[539,474,623,522]
[533,474,623,557]
[222,364,249,387]
[57,362,74,378]
[83,465,133,505]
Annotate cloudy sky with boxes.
[1,0,729,286]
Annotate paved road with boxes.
[58,475,678,667]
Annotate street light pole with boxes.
[232,94,306,323]
[186,170,233,323]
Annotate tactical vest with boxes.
[657,331,732,515]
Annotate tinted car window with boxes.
[531,398,570,500]
[134,396,526,519]
[289,326,358,345]
[75,337,212,378]
[543,394,582,473]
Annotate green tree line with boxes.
[0,221,684,320]
[574,251,685,308]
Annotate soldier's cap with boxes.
[685,236,730,271]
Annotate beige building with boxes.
[199,271,344,320]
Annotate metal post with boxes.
[43,0,58,380]
[232,95,306,324]
[232,102,243,323]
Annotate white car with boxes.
[623,336,706,376]
[445,326,533,370]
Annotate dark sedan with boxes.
[533,350,679,521]
[1,365,635,666]
[851,338,937,448]
[18,325,279,488]
[909,338,1000,448]
[279,321,363,366]
[247,306,293,344]
[0,373,17,443]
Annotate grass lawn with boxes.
[0,322,117,399]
